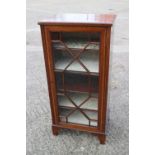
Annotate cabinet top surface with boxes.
[38,13,116,26]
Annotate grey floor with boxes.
[27,0,129,154]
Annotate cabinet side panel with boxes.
[98,27,111,133]
[104,27,112,133]
[40,26,59,124]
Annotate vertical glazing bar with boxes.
[59,32,62,41]
[88,73,91,98]
[89,120,91,126]
[87,33,91,42]
[62,71,65,93]
[66,116,68,123]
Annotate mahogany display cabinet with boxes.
[38,14,115,144]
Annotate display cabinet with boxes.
[38,14,115,144]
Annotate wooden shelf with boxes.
[52,40,100,50]
[54,69,98,76]
[57,90,98,98]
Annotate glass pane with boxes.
[59,108,98,127]
[64,73,89,92]
[51,31,100,127]
[51,32,100,73]
[58,92,98,110]
[79,48,99,73]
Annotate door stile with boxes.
[43,27,59,125]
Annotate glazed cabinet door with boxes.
[43,26,107,129]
